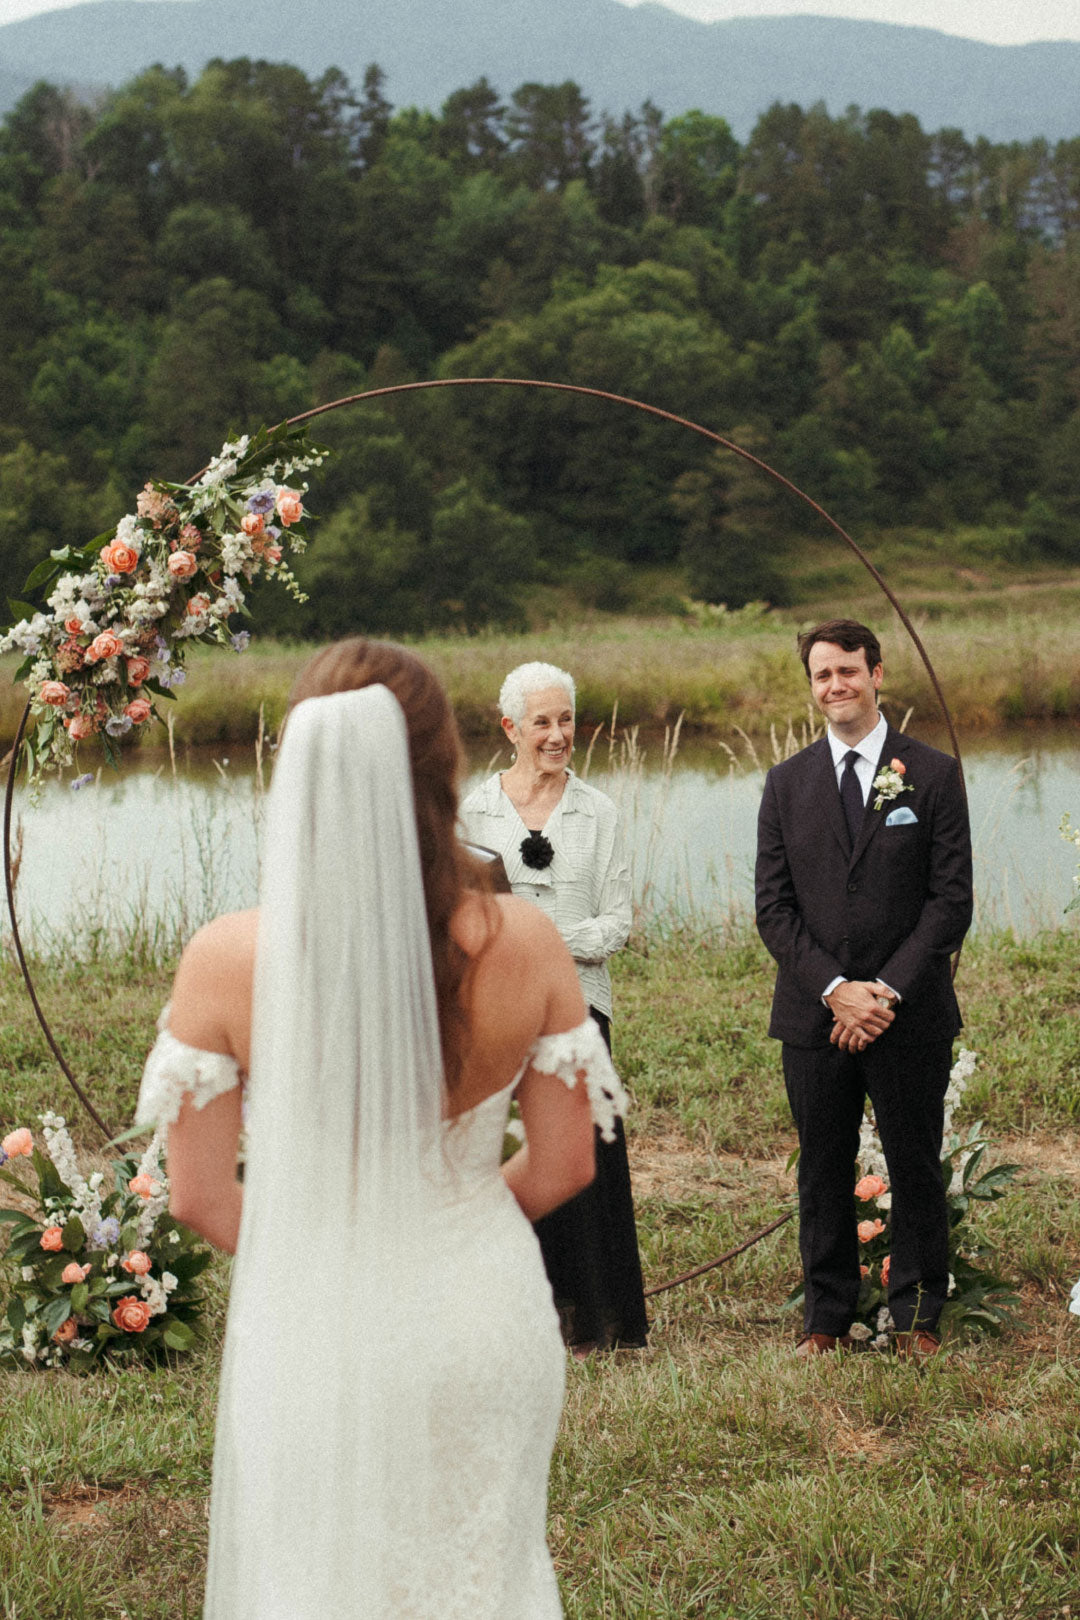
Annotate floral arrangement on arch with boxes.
[0,1113,210,1369]
[786,1049,1020,1344]
[0,422,326,784]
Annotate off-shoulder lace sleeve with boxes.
[524,1017,629,1143]
[135,1007,243,1129]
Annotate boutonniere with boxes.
[872,756,913,811]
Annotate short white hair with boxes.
[499,662,576,727]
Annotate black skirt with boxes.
[532,1008,649,1349]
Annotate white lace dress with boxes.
[137,1016,627,1619]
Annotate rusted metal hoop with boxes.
[4,376,964,1149]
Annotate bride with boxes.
[135,638,629,1617]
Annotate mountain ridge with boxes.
[1,0,1078,140]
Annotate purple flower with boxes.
[247,490,276,515]
[104,574,123,589]
[230,631,251,653]
[105,714,133,737]
[70,773,95,792]
[267,525,281,540]
[169,668,186,687]
[88,1217,120,1251]
[0,1147,8,1167]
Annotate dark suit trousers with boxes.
[782,1037,952,1335]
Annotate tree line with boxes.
[1,58,1079,634]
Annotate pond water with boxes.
[5,725,1079,949]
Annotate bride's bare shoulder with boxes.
[178,910,259,976]
[452,891,563,964]
[169,911,258,1053]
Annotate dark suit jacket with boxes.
[755,723,972,1048]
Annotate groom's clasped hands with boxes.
[825,978,897,1051]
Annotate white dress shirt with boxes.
[460,771,632,1019]
[821,712,899,1005]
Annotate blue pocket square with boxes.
[885,806,918,826]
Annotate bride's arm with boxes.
[501,922,596,1222]
[158,913,255,1254]
[168,1087,244,1253]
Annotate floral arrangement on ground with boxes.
[0,1115,210,1369]
[787,1049,1021,1344]
[0,421,326,784]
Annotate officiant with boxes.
[460,661,648,1353]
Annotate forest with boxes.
[2,58,1080,635]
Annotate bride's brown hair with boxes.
[288,637,494,1094]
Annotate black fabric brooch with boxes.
[519,831,555,871]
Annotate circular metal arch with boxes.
[4,376,965,1144]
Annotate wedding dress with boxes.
[135,685,627,1618]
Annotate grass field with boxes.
[2,923,1079,1618]
[3,540,1080,755]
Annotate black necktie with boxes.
[840,750,864,848]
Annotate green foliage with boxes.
[2,61,1080,638]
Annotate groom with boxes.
[755,619,972,1360]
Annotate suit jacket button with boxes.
[847,881,858,893]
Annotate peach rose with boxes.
[121,1250,152,1276]
[112,1296,152,1333]
[240,511,264,536]
[64,616,85,636]
[890,758,906,775]
[2,1127,33,1157]
[276,487,303,526]
[125,656,151,686]
[39,680,70,707]
[168,550,198,580]
[66,714,96,741]
[40,1226,64,1251]
[179,523,202,548]
[857,1218,885,1243]
[125,697,152,725]
[129,1174,158,1199]
[854,1174,888,1201]
[62,1261,91,1285]
[100,539,139,575]
[265,545,282,566]
[881,1255,891,1286]
[53,1317,79,1344]
[87,630,123,663]
[860,1264,870,1278]
[185,594,210,618]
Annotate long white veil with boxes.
[205,684,446,1617]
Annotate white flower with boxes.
[871,762,913,810]
[139,1275,168,1316]
[948,1274,956,1297]
[114,513,141,551]
[162,1272,178,1293]
[950,1048,978,1084]
[20,1266,34,1282]
[875,1306,895,1333]
[847,1321,872,1341]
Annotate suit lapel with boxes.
[850,725,909,868]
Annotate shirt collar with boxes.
[827,710,887,769]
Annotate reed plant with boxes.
[2,587,1080,756]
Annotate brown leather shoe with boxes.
[794,1332,857,1357]
[893,1329,942,1363]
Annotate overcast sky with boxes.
[0,0,1078,46]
